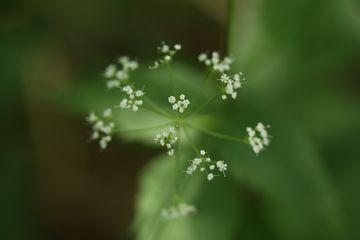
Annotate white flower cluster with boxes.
[161,202,196,220]
[198,51,234,73]
[154,127,178,156]
[117,85,144,112]
[186,150,228,181]
[86,108,115,150]
[168,94,190,113]
[149,42,182,69]
[218,72,245,100]
[246,122,271,155]
[104,56,139,89]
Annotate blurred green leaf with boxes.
[226,1,360,238]
[53,62,214,144]
[133,152,241,240]
[215,111,344,240]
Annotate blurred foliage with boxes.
[133,1,360,240]
[0,17,36,240]
[1,0,360,240]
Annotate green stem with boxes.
[174,133,181,195]
[166,63,177,96]
[191,70,215,108]
[186,122,248,144]
[187,94,221,117]
[141,105,172,119]
[115,122,173,134]
[183,127,200,156]
[142,95,173,119]
[201,70,214,89]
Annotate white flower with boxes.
[104,56,138,89]
[186,164,197,175]
[247,123,271,155]
[154,127,178,156]
[150,42,182,69]
[162,45,169,53]
[100,136,111,150]
[86,112,98,123]
[218,73,245,100]
[104,64,117,78]
[103,108,112,118]
[256,122,270,146]
[198,51,234,73]
[118,56,138,71]
[174,44,182,50]
[161,202,196,220]
[168,94,190,113]
[86,111,115,150]
[168,149,175,156]
[216,161,227,176]
[216,160,227,172]
[168,96,176,104]
[185,150,228,181]
[91,131,99,140]
[115,70,128,80]
[198,53,207,62]
[106,79,121,89]
[117,85,144,111]
[192,158,202,165]
[207,173,214,181]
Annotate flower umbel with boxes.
[247,122,271,155]
[198,51,234,73]
[186,150,228,181]
[86,108,115,150]
[161,202,196,220]
[154,127,178,156]
[117,85,144,112]
[218,72,246,100]
[149,42,182,69]
[104,56,138,89]
[168,94,190,113]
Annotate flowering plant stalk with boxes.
[86,42,271,219]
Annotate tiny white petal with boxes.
[168,96,176,104]
[207,173,214,181]
[174,44,182,50]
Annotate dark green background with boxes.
[1,0,360,239]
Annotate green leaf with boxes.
[52,62,210,144]
[209,109,346,240]
[133,152,241,240]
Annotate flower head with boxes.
[104,56,138,89]
[218,72,246,100]
[207,173,214,181]
[198,51,234,73]
[161,202,196,220]
[168,94,190,113]
[154,127,178,156]
[186,150,228,180]
[117,85,144,111]
[149,42,182,69]
[247,122,271,155]
[86,109,115,150]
